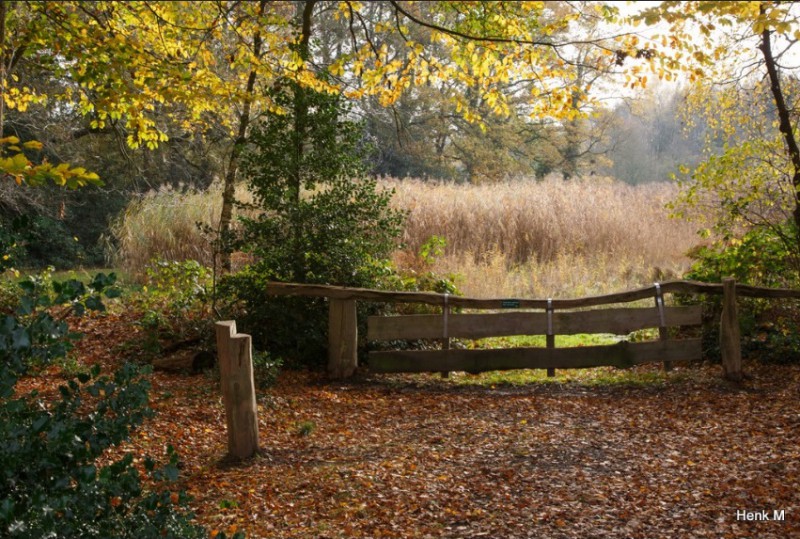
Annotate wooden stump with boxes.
[215,321,259,459]
[328,299,358,379]
[720,278,743,381]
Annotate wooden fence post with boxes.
[720,278,743,381]
[328,299,358,379]
[215,321,259,459]
[546,299,555,377]
[440,296,450,379]
[654,283,673,372]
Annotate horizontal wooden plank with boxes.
[737,284,800,299]
[367,306,702,341]
[264,280,727,309]
[263,280,800,308]
[368,339,702,373]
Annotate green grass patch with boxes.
[438,331,686,387]
[447,364,685,388]
[15,267,132,285]
[465,333,621,349]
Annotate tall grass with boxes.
[388,175,695,266]
[386,175,701,297]
[109,183,254,278]
[111,175,702,296]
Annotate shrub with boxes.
[21,215,86,269]
[252,350,283,389]
[218,268,328,368]
[222,82,404,366]
[684,222,800,364]
[0,365,212,539]
[0,205,94,271]
[124,259,213,361]
[685,222,799,287]
[0,267,238,538]
[372,235,460,315]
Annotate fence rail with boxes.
[367,306,702,341]
[215,277,800,458]
[370,340,703,373]
[258,278,763,380]
[262,279,800,308]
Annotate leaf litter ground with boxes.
[34,311,800,538]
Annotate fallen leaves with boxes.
[146,368,800,538]
[31,312,800,538]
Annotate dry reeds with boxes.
[109,183,255,278]
[111,175,702,296]
[385,175,701,297]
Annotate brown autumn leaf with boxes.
[22,309,800,539]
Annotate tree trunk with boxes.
[289,0,316,281]
[759,26,800,238]
[218,1,267,272]
[1,1,8,138]
[219,71,257,272]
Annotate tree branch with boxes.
[387,0,554,47]
[759,23,800,234]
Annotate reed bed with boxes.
[388,175,696,265]
[109,184,254,277]
[385,175,702,297]
[429,250,688,299]
[111,175,702,296]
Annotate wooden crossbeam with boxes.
[369,339,703,374]
[367,306,701,341]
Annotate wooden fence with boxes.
[215,277,800,458]
[367,304,702,375]
[259,277,771,380]
[215,321,259,459]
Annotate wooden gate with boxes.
[259,278,764,380]
[367,291,702,374]
[217,277,797,458]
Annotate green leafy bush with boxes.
[252,350,283,389]
[219,269,328,367]
[0,254,237,538]
[685,223,799,287]
[0,269,119,393]
[373,235,460,315]
[222,82,404,366]
[22,215,86,269]
[143,259,210,310]
[684,223,800,364]
[126,259,213,360]
[0,365,209,539]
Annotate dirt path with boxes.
[125,362,800,539]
